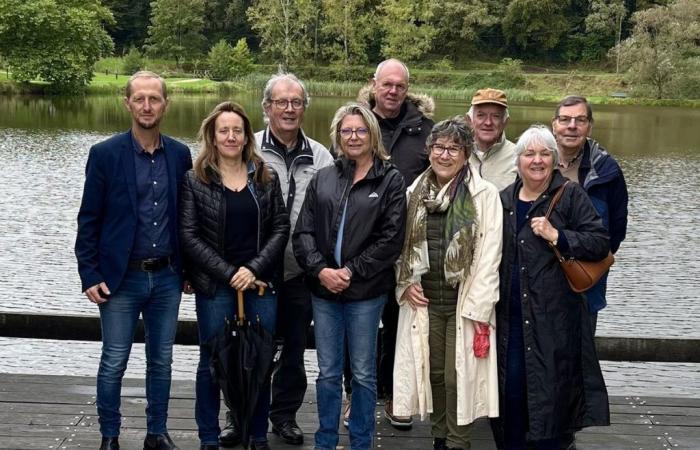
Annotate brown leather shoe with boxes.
[384,399,413,429]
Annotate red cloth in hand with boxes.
[473,323,490,358]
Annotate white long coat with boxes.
[392,167,503,426]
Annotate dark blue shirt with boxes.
[130,133,171,260]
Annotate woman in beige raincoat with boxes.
[393,117,502,450]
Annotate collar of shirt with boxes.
[558,147,584,169]
[131,131,164,155]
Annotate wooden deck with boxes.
[0,373,698,449]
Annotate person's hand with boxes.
[530,216,559,243]
[183,280,194,295]
[85,282,110,304]
[230,267,256,291]
[318,268,350,294]
[400,283,429,310]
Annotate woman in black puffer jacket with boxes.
[180,101,289,450]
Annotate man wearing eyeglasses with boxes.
[551,95,627,450]
[466,88,517,191]
[356,58,434,430]
[248,72,334,447]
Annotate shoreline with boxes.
[1,72,698,109]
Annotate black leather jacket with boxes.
[179,163,290,296]
[293,157,406,301]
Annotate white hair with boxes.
[466,104,510,120]
[513,124,560,170]
[373,59,410,82]
[261,72,310,124]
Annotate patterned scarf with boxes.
[397,166,478,289]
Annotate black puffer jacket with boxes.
[496,171,610,440]
[179,163,290,296]
[293,156,406,301]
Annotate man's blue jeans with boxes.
[312,294,386,450]
[195,285,277,445]
[96,266,182,437]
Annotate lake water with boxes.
[0,93,698,341]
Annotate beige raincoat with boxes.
[392,166,502,426]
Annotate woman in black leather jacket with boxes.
[180,101,289,450]
[293,103,406,450]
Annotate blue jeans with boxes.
[97,266,182,437]
[312,294,386,450]
[196,285,277,445]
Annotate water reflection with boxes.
[0,96,698,339]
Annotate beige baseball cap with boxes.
[471,88,508,108]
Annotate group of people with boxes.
[75,59,628,450]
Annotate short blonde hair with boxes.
[330,103,389,161]
[125,70,167,99]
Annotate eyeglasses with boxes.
[270,98,304,110]
[378,82,408,94]
[339,127,369,139]
[431,144,463,157]
[555,115,590,126]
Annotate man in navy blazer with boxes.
[75,71,192,450]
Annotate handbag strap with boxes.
[545,180,569,220]
[545,180,570,262]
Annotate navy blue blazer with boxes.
[75,131,193,293]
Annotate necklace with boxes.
[221,162,247,192]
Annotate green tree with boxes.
[502,0,568,53]
[247,0,316,69]
[614,0,700,98]
[231,38,254,77]
[122,47,144,74]
[321,0,372,65]
[379,0,436,62]
[103,0,151,53]
[0,0,114,93]
[202,0,256,49]
[206,39,234,80]
[145,0,205,68]
[584,0,627,64]
[431,0,497,57]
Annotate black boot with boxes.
[218,411,242,448]
[100,437,120,450]
[433,437,446,450]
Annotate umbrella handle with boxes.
[237,290,246,322]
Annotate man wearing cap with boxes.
[466,88,517,191]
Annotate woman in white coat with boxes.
[393,117,502,450]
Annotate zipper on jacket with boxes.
[219,182,227,256]
[330,176,352,267]
[246,179,262,253]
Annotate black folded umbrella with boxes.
[207,288,281,448]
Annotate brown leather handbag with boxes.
[545,181,614,293]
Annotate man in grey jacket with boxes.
[466,88,517,191]
[255,72,334,446]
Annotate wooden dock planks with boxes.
[0,373,697,449]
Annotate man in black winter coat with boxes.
[356,58,435,429]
